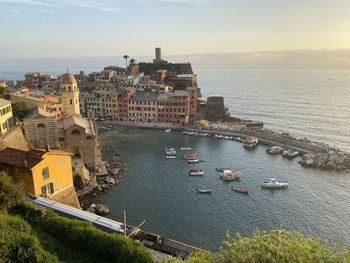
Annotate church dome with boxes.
[61,73,77,85]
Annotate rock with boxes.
[110,168,120,176]
[105,177,116,185]
[87,208,95,214]
[95,204,109,216]
[101,184,110,190]
[306,159,313,166]
[90,203,96,208]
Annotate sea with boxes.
[1,66,350,250]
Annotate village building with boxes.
[85,91,119,120]
[57,114,103,172]
[0,98,14,135]
[0,147,80,208]
[60,72,80,117]
[23,107,59,149]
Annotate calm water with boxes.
[197,69,350,152]
[97,127,350,251]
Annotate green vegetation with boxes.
[0,171,23,212]
[0,171,154,263]
[185,230,350,263]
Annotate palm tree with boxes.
[122,55,129,68]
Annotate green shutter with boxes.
[41,185,47,195]
[49,183,54,194]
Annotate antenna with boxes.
[66,66,69,73]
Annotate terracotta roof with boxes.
[0,98,11,108]
[0,147,43,169]
[25,106,55,119]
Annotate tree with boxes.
[0,171,23,212]
[123,55,130,68]
[129,58,136,66]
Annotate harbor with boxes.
[89,126,350,251]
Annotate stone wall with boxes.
[0,125,29,151]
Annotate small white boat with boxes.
[187,159,200,164]
[165,147,175,151]
[266,146,284,154]
[165,129,171,133]
[261,178,288,189]
[165,150,176,156]
[282,149,299,158]
[197,189,211,194]
[214,134,223,139]
[189,169,205,176]
[198,133,208,137]
[166,155,176,159]
[180,147,192,151]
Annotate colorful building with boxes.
[0,147,79,208]
[0,98,14,135]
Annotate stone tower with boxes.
[61,72,80,116]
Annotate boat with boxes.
[198,133,208,137]
[187,159,200,164]
[165,147,175,151]
[232,186,249,193]
[223,136,233,140]
[165,129,171,133]
[266,146,284,154]
[282,149,300,159]
[98,126,111,132]
[165,150,176,155]
[243,137,259,149]
[166,155,176,159]
[261,178,288,189]
[197,189,212,194]
[180,147,192,151]
[214,134,223,139]
[216,167,231,172]
[219,170,241,181]
[189,169,205,176]
[184,152,198,160]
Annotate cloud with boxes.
[11,8,20,12]
[0,0,120,13]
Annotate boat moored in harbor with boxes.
[216,167,231,172]
[188,159,200,164]
[189,169,205,176]
[184,152,198,160]
[180,147,192,151]
[232,186,249,193]
[219,170,241,181]
[196,189,212,194]
[165,129,171,133]
[266,146,284,154]
[261,178,288,188]
[282,149,300,158]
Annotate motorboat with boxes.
[180,147,192,151]
[166,155,176,159]
[184,152,198,160]
[165,147,175,151]
[214,134,223,139]
[266,146,284,154]
[232,186,249,193]
[282,149,300,159]
[216,167,231,172]
[219,170,241,181]
[165,149,176,156]
[198,133,208,137]
[243,137,259,150]
[189,169,205,176]
[99,126,111,132]
[187,159,200,164]
[223,136,233,140]
[261,178,288,189]
[197,189,212,194]
[165,129,171,133]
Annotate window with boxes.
[71,129,81,135]
[42,167,49,179]
[41,182,54,196]
[70,99,73,105]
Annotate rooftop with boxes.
[0,98,11,108]
[0,147,44,169]
[57,115,95,136]
[25,106,55,119]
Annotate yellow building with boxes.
[0,147,80,208]
[61,72,80,117]
[0,98,14,135]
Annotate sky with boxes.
[1,0,350,58]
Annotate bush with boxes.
[0,214,58,263]
[39,215,153,263]
[189,229,350,263]
[0,171,23,212]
